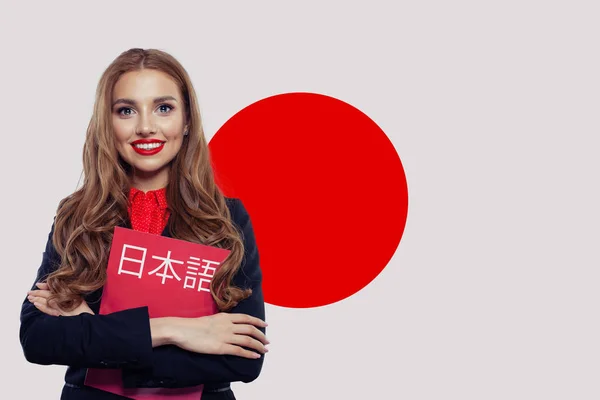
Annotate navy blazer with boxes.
[19,197,265,399]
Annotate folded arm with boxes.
[19,222,155,370]
[122,198,267,388]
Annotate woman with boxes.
[19,48,268,400]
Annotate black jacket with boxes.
[19,197,265,399]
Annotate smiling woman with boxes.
[19,48,267,400]
[112,71,187,187]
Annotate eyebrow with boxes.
[112,96,178,107]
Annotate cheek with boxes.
[112,118,134,144]
[159,119,185,140]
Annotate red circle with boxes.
[209,93,408,308]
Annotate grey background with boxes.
[1,0,599,399]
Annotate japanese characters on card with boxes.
[85,227,231,399]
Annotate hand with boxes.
[27,282,94,317]
[171,313,269,359]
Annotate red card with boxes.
[84,227,231,399]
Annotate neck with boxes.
[130,166,170,192]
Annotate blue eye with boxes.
[158,104,173,113]
[118,107,134,116]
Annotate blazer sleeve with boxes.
[121,198,266,388]
[19,220,155,370]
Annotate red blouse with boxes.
[127,187,170,235]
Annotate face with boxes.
[111,69,187,186]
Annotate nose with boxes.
[136,113,157,136]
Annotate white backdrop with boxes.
[1,1,599,399]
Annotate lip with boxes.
[130,139,166,156]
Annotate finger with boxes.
[36,282,49,289]
[28,295,45,306]
[228,313,268,327]
[232,324,269,345]
[29,294,60,312]
[28,289,52,299]
[220,344,262,359]
[227,334,268,354]
[33,299,61,317]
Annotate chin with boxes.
[131,160,171,173]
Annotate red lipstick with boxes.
[131,139,165,156]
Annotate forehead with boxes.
[112,69,181,100]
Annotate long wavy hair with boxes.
[45,48,250,312]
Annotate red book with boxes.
[84,227,231,399]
